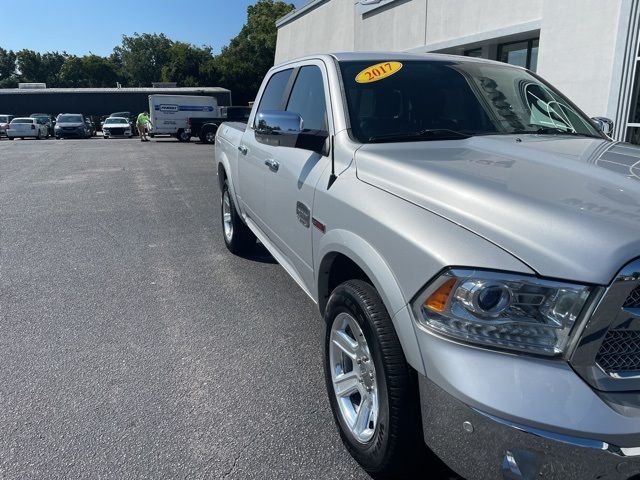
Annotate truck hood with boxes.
[355,135,640,285]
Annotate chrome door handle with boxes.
[264,158,279,172]
[238,145,248,155]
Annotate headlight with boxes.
[413,269,592,356]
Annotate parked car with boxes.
[55,114,91,139]
[108,112,137,135]
[6,117,49,140]
[215,52,640,480]
[0,114,14,137]
[29,113,56,137]
[102,117,132,139]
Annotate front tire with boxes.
[324,280,425,478]
[221,180,255,255]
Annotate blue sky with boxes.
[0,1,307,56]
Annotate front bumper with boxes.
[56,129,87,138]
[103,129,132,137]
[420,375,640,479]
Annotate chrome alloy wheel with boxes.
[205,131,216,143]
[222,190,233,243]
[329,312,379,443]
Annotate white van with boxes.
[148,95,220,142]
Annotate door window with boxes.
[286,66,328,132]
[254,69,293,125]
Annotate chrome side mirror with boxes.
[255,110,303,135]
[255,110,328,154]
[591,117,614,136]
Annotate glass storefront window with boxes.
[626,46,640,145]
[498,38,539,72]
[630,67,640,125]
[464,48,483,58]
[530,39,539,72]
[499,41,528,68]
[628,127,640,145]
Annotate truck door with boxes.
[237,68,294,233]
[262,63,332,290]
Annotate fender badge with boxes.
[312,218,326,233]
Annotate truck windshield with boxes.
[339,60,601,143]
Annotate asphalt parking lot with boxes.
[0,137,459,479]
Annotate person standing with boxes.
[136,112,152,142]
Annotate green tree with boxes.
[16,50,67,85]
[214,0,295,104]
[82,55,122,87]
[59,56,88,87]
[15,50,44,83]
[0,48,17,87]
[113,33,174,86]
[161,42,213,87]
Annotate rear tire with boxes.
[200,125,218,144]
[176,129,191,142]
[221,179,255,255]
[324,280,427,478]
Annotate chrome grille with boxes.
[624,286,640,308]
[570,259,640,391]
[596,330,640,373]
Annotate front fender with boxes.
[316,229,425,374]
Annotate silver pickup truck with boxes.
[215,52,640,480]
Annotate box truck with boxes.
[148,95,221,142]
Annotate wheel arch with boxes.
[317,230,425,374]
[202,122,219,133]
[216,149,243,221]
[217,161,227,191]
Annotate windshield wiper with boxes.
[368,128,471,143]
[512,127,600,138]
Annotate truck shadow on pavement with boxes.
[236,241,278,264]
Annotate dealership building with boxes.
[275,0,640,144]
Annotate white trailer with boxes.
[148,94,220,142]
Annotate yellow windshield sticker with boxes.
[355,61,403,84]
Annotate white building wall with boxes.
[355,0,427,52]
[424,0,542,45]
[275,0,356,64]
[536,0,622,118]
